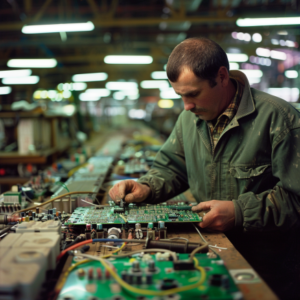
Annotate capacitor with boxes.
[121,270,127,281]
[146,273,153,284]
[148,260,156,272]
[58,211,61,218]
[52,208,57,214]
[77,268,85,277]
[147,222,153,229]
[158,221,165,229]
[127,273,133,284]
[29,216,33,221]
[86,224,91,231]
[36,207,40,214]
[97,224,103,231]
[92,224,97,230]
[21,212,25,218]
[32,212,36,219]
[88,268,94,280]
[132,261,140,272]
[136,274,142,284]
[105,269,110,279]
[107,227,121,239]
[135,223,141,230]
[48,209,53,215]
[25,216,29,222]
[96,268,102,279]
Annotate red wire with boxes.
[57,239,93,261]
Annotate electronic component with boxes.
[146,239,209,254]
[107,227,121,239]
[57,253,242,300]
[65,201,203,226]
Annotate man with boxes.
[109,37,300,299]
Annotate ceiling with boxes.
[0,0,299,102]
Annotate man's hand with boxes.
[191,200,235,232]
[109,180,151,204]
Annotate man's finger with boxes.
[191,201,212,212]
[199,210,214,228]
[124,193,135,203]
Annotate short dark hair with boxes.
[166,37,229,87]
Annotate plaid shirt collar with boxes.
[206,78,244,148]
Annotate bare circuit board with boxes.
[65,201,203,225]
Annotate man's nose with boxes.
[183,98,195,111]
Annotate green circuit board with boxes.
[65,201,203,225]
[57,253,242,300]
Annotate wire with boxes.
[192,223,227,251]
[11,191,99,216]
[79,254,205,297]
[54,259,90,296]
[68,163,88,177]
[119,214,127,224]
[192,223,208,243]
[55,181,70,192]
[111,248,178,262]
[80,199,106,207]
[57,239,144,261]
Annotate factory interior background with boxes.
[1,1,300,300]
[1,1,300,194]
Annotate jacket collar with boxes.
[229,70,256,120]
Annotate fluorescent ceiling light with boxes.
[248,77,261,85]
[270,50,286,60]
[72,82,87,91]
[267,88,299,102]
[237,17,300,27]
[160,88,181,99]
[128,109,146,119]
[252,33,262,43]
[229,63,239,70]
[106,82,138,90]
[140,80,169,89]
[63,104,76,116]
[226,53,248,62]
[2,76,39,85]
[158,99,174,108]
[277,30,288,35]
[85,89,111,97]
[7,59,57,68]
[0,69,32,78]
[72,72,108,82]
[285,70,298,78]
[240,69,263,78]
[112,90,140,100]
[22,21,94,34]
[104,55,153,64]
[113,91,125,100]
[256,48,271,57]
[0,86,12,95]
[79,93,101,101]
[151,71,168,79]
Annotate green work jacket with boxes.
[138,70,300,233]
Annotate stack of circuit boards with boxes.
[65,200,202,225]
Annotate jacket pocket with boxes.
[229,164,273,198]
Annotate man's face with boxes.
[170,67,229,121]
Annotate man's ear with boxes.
[218,66,229,86]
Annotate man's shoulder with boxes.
[251,87,300,127]
[252,88,299,113]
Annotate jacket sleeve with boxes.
[138,114,189,204]
[233,126,300,232]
